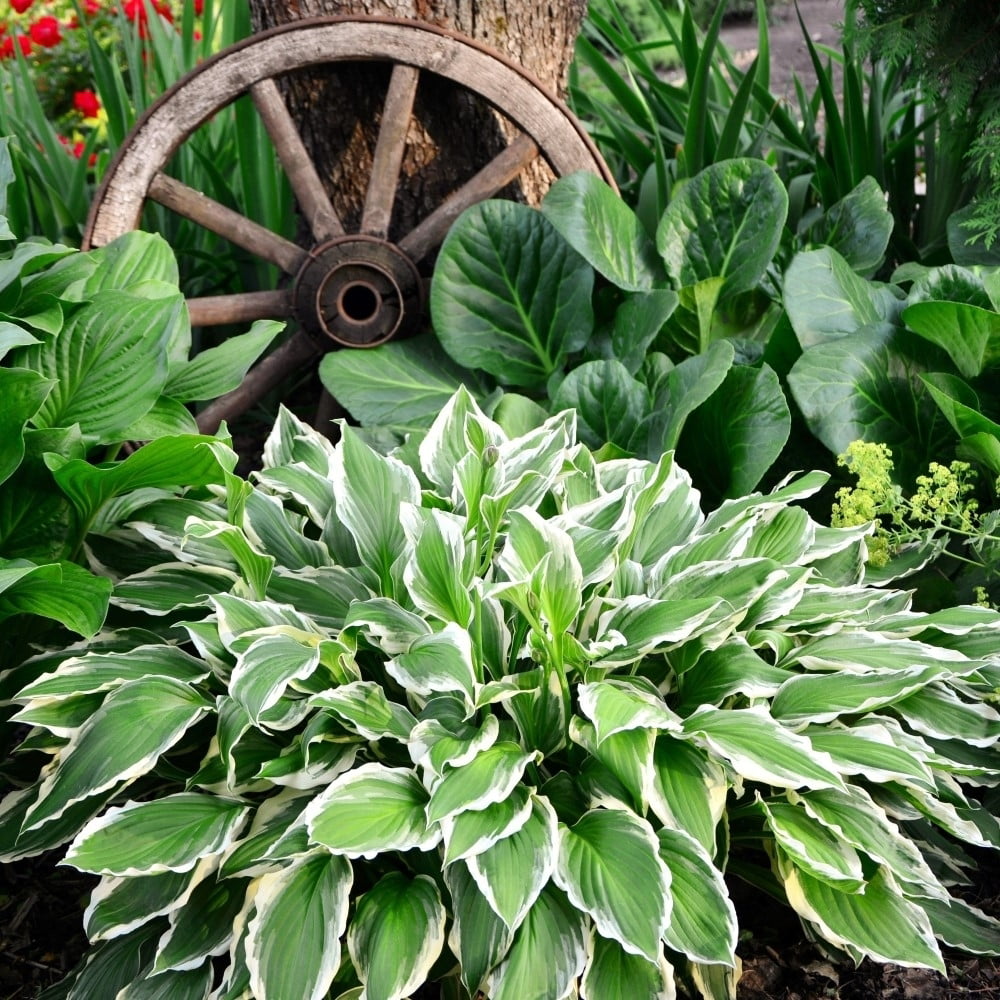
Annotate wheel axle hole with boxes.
[338,282,381,324]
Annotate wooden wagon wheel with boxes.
[82,16,614,434]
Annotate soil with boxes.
[2,4,999,999]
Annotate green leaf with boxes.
[486,884,588,1000]
[305,763,438,857]
[813,176,893,274]
[84,867,199,942]
[610,291,679,374]
[580,933,674,1000]
[467,795,558,931]
[0,559,110,637]
[230,633,320,725]
[117,396,199,441]
[554,808,670,961]
[550,360,648,451]
[348,872,446,1000]
[918,895,1000,957]
[442,785,533,865]
[329,425,420,594]
[18,292,182,443]
[431,199,594,388]
[650,738,727,856]
[656,158,787,299]
[65,794,249,875]
[113,563,237,616]
[787,323,952,480]
[443,861,513,997]
[114,960,213,999]
[310,681,417,742]
[657,827,737,965]
[761,800,864,890]
[783,865,944,971]
[676,363,790,500]
[426,742,538,825]
[541,171,666,291]
[681,705,845,791]
[0,367,53,484]
[784,247,900,348]
[904,300,1000,379]
[23,676,211,833]
[319,335,490,435]
[400,506,474,626]
[164,319,284,402]
[388,624,478,705]
[82,231,180,292]
[577,679,682,744]
[246,852,351,1000]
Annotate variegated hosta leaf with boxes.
[577,677,683,743]
[444,860,513,996]
[229,633,319,725]
[255,463,335,527]
[580,933,676,1000]
[760,799,864,891]
[680,705,845,791]
[211,593,321,655]
[62,922,163,1000]
[649,738,728,856]
[781,632,972,675]
[23,677,212,833]
[553,808,670,961]
[770,664,951,726]
[657,827,737,965]
[467,795,559,930]
[114,958,213,998]
[917,894,1000,957]
[803,723,935,788]
[782,864,945,972]
[387,623,479,705]
[246,852,351,1000]
[743,505,814,564]
[675,639,792,712]
[442,785,534,865]
[493,410,575,514]
[400,504,474,626]
[486,884,589,1000]
[66,794,249,876]
[184,518,274,600]
[261,404,335,473]
[425,742,540,825]
[310,681,417,742]
[571,717,655,813]
[408,713,499,775]
[892,682,1000,747]
[85,860,210,942]
[152,875,250,973]
[342,596,432,655]
[347,872,446,1000]
[304,763,439,858]
[329,424,421,594]
[792,786,941,892]
[243,489,330,570]
[112,563,238,615]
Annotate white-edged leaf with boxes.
[804,723,935,788]
[571,718,655,814]
[441,785,533,864]
[230,633,319,724]
[581,932,676,1000]
[467,794,558,930]
[578,678,682,743]
[426,742,539,825]
[310,681,417,741]
[112,563,237,615]
[554,808,670,961]
[657,827,737,965]
[681,705,845,791]
[304,763,438,858]
[408,713,499,775]
[387,623,478,705]
[918,894,1000,956]
[246,852,351,1000]
[893,683,1000,747]
[23,677,211,832]
[66,794,249,876]
[400,504,474,626]
[486,884,589,1000]
[114,960,213,999]
[347,872,446,1000]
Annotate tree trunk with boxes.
[246,0,586,238]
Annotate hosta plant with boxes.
[3,387,999,999]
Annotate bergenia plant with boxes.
[2,387,999,1000]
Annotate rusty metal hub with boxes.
[292,235,424,348]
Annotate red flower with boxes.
[83,0,101,13]
[28,15,60,47]
[192,0,203,14]
[11,0,34,14]
[73,89,101,118]
[0,33,32,58]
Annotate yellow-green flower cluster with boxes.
[910,460,979,531]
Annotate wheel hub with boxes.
[292,235,424,348]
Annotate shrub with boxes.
[3,386,998,999]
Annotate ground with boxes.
[2,3,1000,998]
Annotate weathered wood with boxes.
[187,290,293,327]
[195,329,323,433]
[361,63,420,238]
[399,131,539,262]
[148,173,307,274]
[250,77,345,241]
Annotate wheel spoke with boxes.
[361,64,420,238]
[187,290,293,327]
[194,329,322,434]
[149,172,307,275]
[398,133,539,262]
[250,77,345,243]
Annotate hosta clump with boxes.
[3,388,1000,999]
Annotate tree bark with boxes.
[246,0,586,239]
